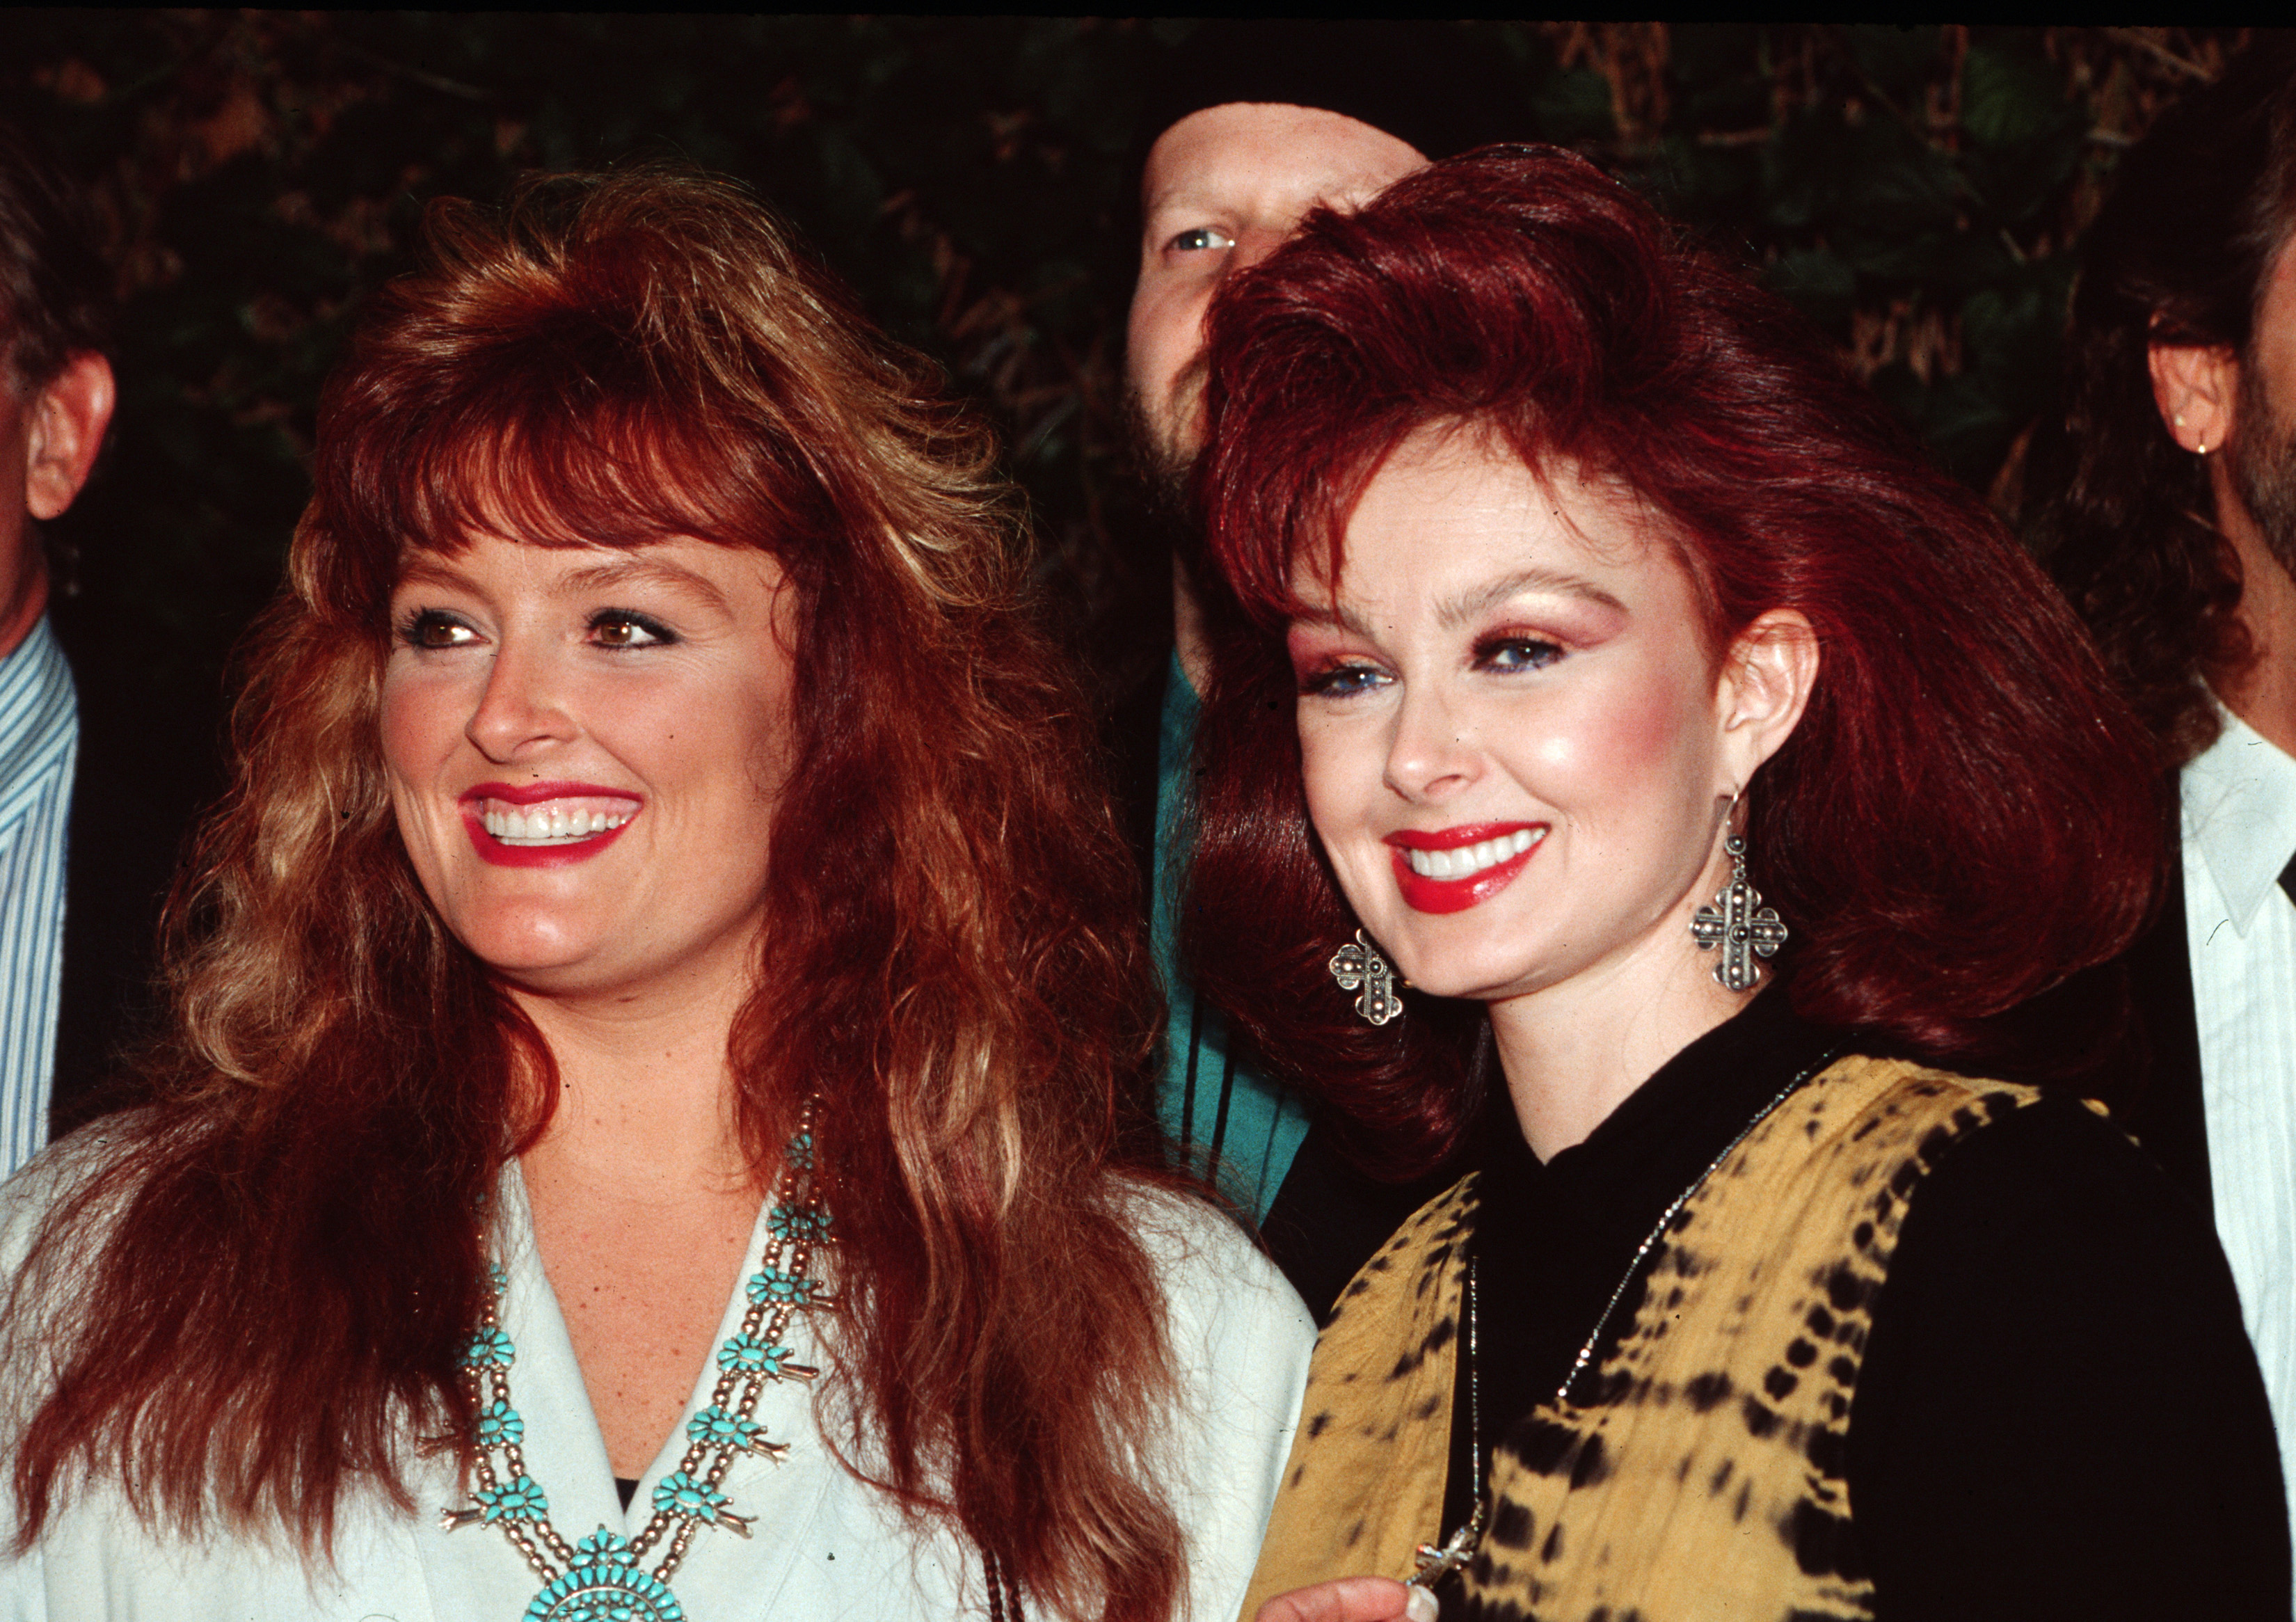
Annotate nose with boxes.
[463,638,577,764]
[1382,679,1481,804]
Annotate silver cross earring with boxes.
[1690,806,1787,993]
[1329,929,1403,1025]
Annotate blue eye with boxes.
[1300,662,1386,699]
[1166,227,1236,253]
[1477,635,1564,673]
[397,608,478,650]
[589,610,676,649]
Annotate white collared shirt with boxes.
[0,1147,1314,1620]
[2183,704,2296,1536]
[0,617,76,1179]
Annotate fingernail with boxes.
[1404,1586,1440,1622]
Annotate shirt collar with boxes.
[0,613,77,802]
[2181,703,2296,936]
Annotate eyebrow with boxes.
[564,555,731,612]
[1438,568,1625,629]
[1289,566,1627,637]
[392,556,482,595]
[392,552,733,614]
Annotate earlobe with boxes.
[2148,340,2236,458]
[24,351,115,522]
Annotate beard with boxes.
[1121,378,1197,526]
[2230,356,2296,583]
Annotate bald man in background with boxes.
[1114,22,1511,1318]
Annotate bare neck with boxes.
[511,977,754,1200]
[2212,463,2296,757]
[1487,935,1753,1163]
[0,552,46,661]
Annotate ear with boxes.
[1716,609,1818,790]
[2148,340,2238,458]
[23,351,114,522]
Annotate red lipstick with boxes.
[459,781,642,870]
[1386,822,1545,915]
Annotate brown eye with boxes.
[398,610,477,650]
[589,610,674,649]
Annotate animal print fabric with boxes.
[1240,1056,2059,1622]
[1238,1171,1476,1619]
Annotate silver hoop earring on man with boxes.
[1690,798,1788,993]
[1329,928,1404,1025]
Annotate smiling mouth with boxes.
[1399,827,1543,880]
[475,797,637,846]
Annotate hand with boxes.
[1253,1575,1437,1622]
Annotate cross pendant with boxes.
[1328,930,1403,1026]
[1691,837,1787,992]
[1410,1516,1482,1589]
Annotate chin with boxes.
[1382,923,1555,1005]
[449,916,612,983]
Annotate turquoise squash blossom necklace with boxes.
[442,1119,831,1622]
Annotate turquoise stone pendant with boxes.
[524,1531,685,1622]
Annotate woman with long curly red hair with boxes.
[0,169,1311,1621]
[1186,148,2288,1622]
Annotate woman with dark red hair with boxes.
[0,170,1312,1621]
[1189,148,2288,1621]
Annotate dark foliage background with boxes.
[0,18,2258,1090]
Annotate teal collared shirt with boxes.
[1149,652,1307,1218]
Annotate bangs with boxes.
[306,227,835,627]
[390,399,756,566]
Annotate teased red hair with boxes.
[1186,146,2160,1173]
[7,170,1184,1621]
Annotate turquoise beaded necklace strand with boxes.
[443,1118,830,1622]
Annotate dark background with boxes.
[0,17,2256,1089]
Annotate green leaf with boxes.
[1961,41,2066,151]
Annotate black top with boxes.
[1439,989,2290,1621]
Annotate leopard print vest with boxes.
[1240,1055,2057,1622]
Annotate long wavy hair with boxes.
[6,169,1185,1621]
[1184,148,2162,1175]
[2034,37,2296,768]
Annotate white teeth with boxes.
[479,800,635,846]
[1403,827,1545,880]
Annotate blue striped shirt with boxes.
[0,614,76,1176]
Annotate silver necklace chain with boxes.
[1408,1047,1840,1591]
[1552,1050,1837,1409]
[443,1110,829,1621]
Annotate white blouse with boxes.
[0,1145,1314,1621]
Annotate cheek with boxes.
[1532,660,1720,816]
[646,671,795,832]
[1296,710,1382,845]
[1126,282,1206,398]
[376,669,459,787]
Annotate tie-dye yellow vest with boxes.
[1241,1056,2059,1622]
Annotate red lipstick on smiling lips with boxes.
[1387,821,1547,914]
[459,781,643,869]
